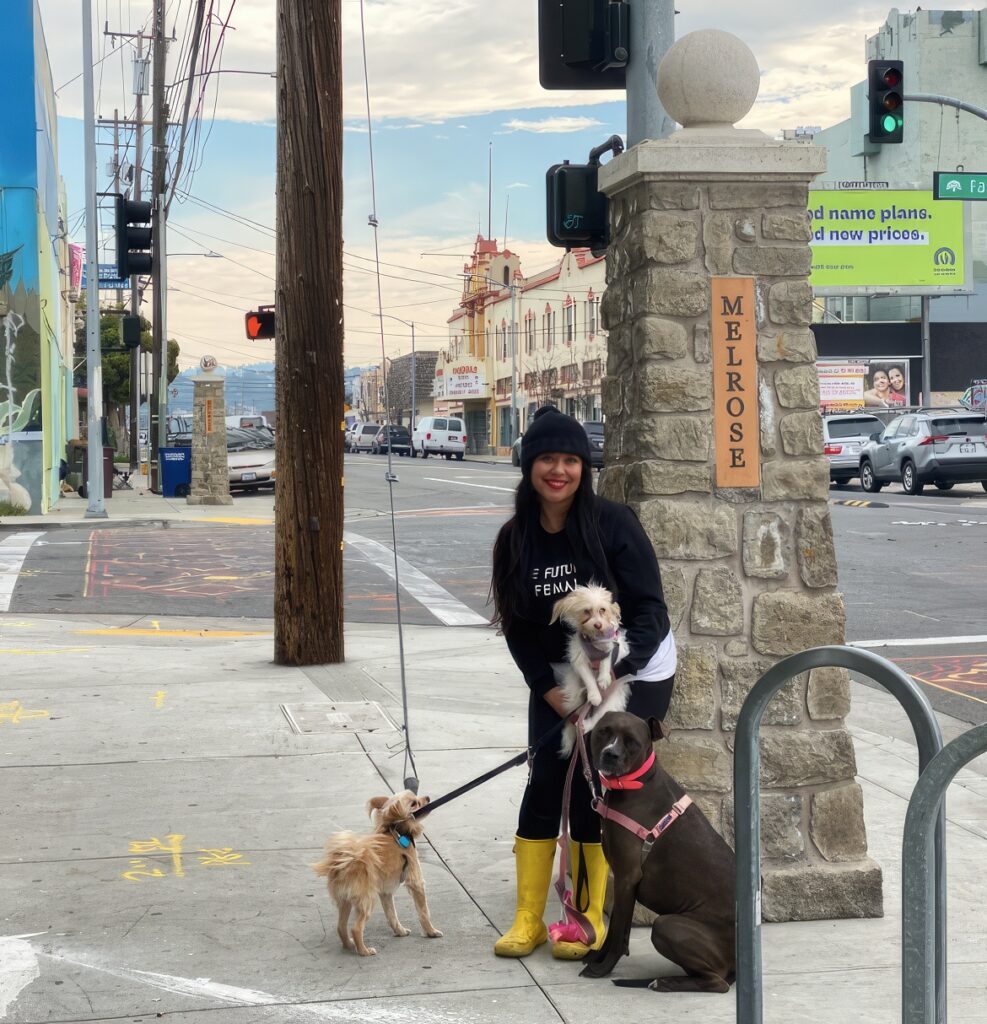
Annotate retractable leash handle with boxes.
[412,706,586,820]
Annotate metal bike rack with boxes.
[902,722,987,1024]
[734,646,946,1024]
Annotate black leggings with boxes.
[516,676,675,842]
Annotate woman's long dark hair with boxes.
[491,461,613,634]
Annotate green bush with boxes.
[0,500,28,516]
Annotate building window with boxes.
[500,323,508,361]
[586,294,599,336]
[524,371,538,391]
[561,363,578,386]
[496,376,511,397]
[525,313,535,354]
[582,358,602,382]
[564,301,575,345]
[544,308,555,350]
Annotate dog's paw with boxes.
[357,946,377,956]
[393,926,411,937]
[579,959,613,979]
[588,692,602,707]
[425,928,443,938]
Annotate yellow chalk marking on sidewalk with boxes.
[0,700,50,724]
[150,620,161,630]
[151,691,166,708]
[0,647,92,655]
[186,516,274,525]
[73,628,271,638]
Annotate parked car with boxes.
[350,422,383,453]
[412,416,467,460]
[582,421,605,468]
[227,428,276,491]
[858,409,987,495]
[372,424,412,456]
[343,422,361,451]
[823,413,884,486]
[510,420,605,468]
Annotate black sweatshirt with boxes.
[503,498,671,696]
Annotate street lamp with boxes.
[378,313,416,428]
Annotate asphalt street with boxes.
[2,452,986,723]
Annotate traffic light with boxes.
[546,135,623,256]
[245,307,275,340]
[114,194,153,278]
[122,315,142,349]
[538,0,628,90]
[868,59,904,144]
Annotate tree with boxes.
[74,297,180,451]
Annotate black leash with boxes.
[412,712,573,820]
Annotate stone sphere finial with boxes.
[657,29,761,129]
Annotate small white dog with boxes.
[551,583,630,756]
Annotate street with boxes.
[4,455,987,722]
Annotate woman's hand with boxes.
[543,687,568,718]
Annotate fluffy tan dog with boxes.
[311,790,443,956]
[551,583,630,756]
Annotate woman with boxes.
[490,407,676,962]
[863,368,893,407]
[887,365,907,405]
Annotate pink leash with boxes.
[548,708,600,946]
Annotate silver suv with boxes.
[858,409,987,495]
[824,413,884,486]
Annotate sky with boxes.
[38,0,894,371]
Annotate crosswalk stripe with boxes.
[0,533,43,612]
[343,530,488,627]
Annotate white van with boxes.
[412,416,467,460]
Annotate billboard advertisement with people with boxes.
[818,359,911,413]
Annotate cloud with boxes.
[502,116,605,134]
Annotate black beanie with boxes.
[520,406,591,474]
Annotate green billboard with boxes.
[809,189,970,295]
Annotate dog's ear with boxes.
[648,717,667,742]
[366,795,389,822]
[611,600,621,621]
[550,590,582,625]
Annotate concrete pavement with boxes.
[2,614,986,1022]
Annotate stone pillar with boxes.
[598,30,881,922]
[187,359,233,506]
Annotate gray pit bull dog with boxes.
[579,711,736,992]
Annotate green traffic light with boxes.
[881,113,898,134]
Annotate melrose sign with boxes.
[711,277,759,489]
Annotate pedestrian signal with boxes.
[245,308,275,340]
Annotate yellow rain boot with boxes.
[551,840,609,960]
[494,836,557,957]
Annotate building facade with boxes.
[813,8,987,326]
[434,237,607,454]
[0,0,73,513]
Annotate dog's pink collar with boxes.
[599,750,656,790]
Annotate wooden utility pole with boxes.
[149,0,168,490]
[274,0,344,664]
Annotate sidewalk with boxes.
[1,616,985,1022]
[0,473,275,529]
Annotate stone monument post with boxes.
[598,30,882,921]
[187,355,233,506]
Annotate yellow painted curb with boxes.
[73,629,272,638]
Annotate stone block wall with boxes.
[598,177,882,922]
[188,377,233,506]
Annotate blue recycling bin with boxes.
[159,446,192,498]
